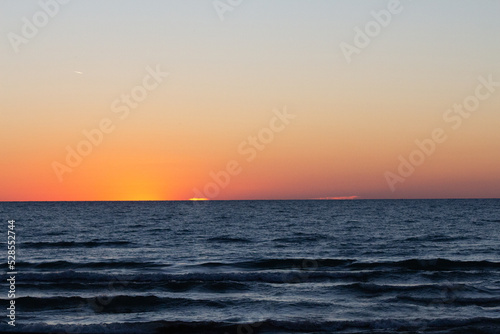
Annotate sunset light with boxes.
[2,2,500,333]
[1,0,499,202]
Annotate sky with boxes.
[1,0,499,201]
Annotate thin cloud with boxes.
[313,196,359,200]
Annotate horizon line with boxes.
[1,197,499,203]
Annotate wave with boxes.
[17,260,166,270]
[4,295,334,314]
[342,282,486,294]
[6,295,230,312]
[13,257,500,272]
[18,269,374,284]
[198,258,500,271]
[2,317,500,333]
[22,241,132,248]
[273,235,328,243]
[16,257,500,285]
[403,235,468,242]
[483,219,500,223]
[395,295,500,307]
[350,258,500,270]
[206,236,253,243]
[200,258,354,270]
[16,279,251,294]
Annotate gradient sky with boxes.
[1,0,499,201]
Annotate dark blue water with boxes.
[1,200,500,333]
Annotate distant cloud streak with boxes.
[314,196,359,200]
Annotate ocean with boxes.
[1,199,500,333]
